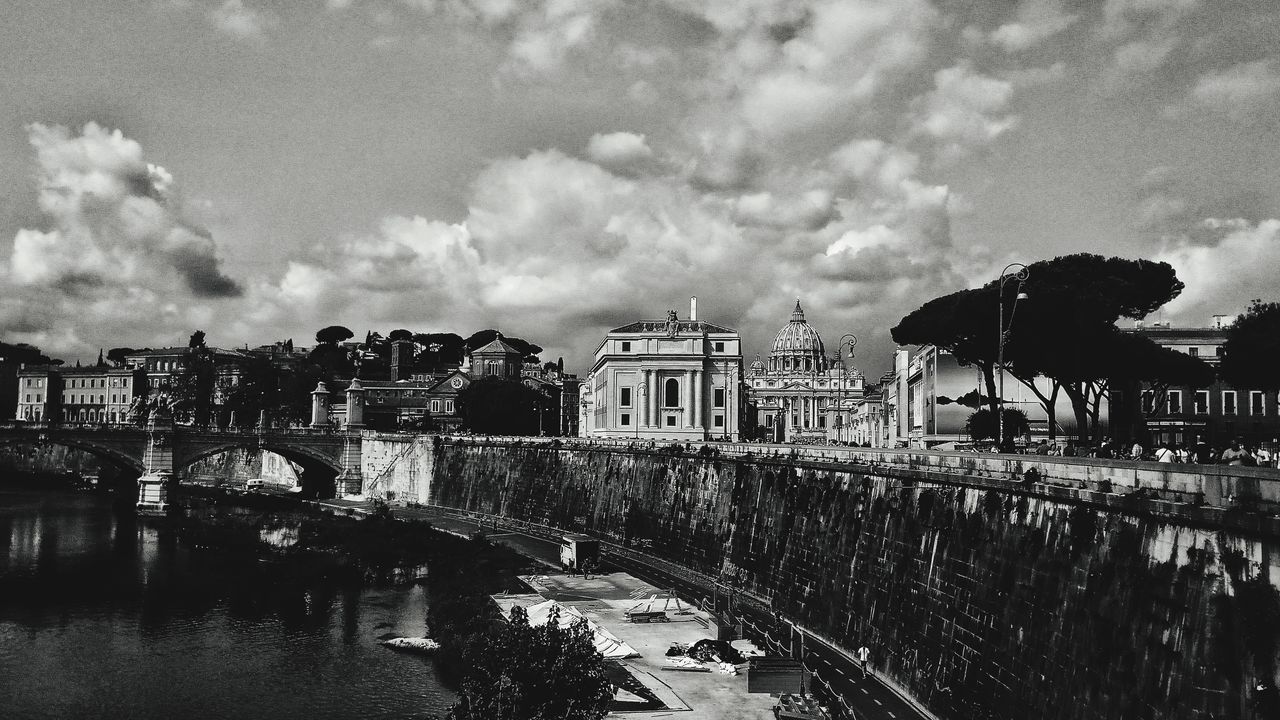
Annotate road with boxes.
[312,498,936,720]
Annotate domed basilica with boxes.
[747,300,864,442]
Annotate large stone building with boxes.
[1110,319,1280,448]
[581,298,743,441]
[746,301,864,443]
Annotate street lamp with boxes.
[836,334,857,444]
[996,263,1030,451]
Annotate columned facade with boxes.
[581,299,743,441]
[747,300,865,443]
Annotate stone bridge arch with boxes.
[173,439,345,476]
[0,433,146,475]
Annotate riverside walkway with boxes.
[311,495,935,720]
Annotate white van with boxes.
[245,479,265,491]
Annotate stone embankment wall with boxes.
[362,436,1280,720]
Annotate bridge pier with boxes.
[336,434,363,496]
[137,409,175,515]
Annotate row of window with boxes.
[1142,390,1269,416]
[617,341,728,352]
[21,377,130,389]
[617,413,725,428]
[616,383,726,409]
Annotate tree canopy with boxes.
[965,408,1030,444]
[387,328,414,342]
[1221,300,1280,395]
[106,348,136,366]
[188,330,207,349]
[444,605,613,720]
[315,325,354,345]
[457,377,547,435]
[0,341,59,366]
[893,253,1194,443]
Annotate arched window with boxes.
[664,378,680,407]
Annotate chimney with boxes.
[690,296,698,322]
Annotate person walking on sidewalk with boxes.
[856,644,871,678]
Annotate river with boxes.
[0,488,453,719]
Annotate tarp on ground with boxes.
[521,599,640,659]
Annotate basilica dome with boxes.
[768,300,827,373]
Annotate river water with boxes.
[0,488,452,719]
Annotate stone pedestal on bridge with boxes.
[137,408,175,515]
[336,433,363,496]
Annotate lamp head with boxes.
[1016,291,1029,301]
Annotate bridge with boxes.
[0,380,376,510]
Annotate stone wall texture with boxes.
[370,437,1280,720]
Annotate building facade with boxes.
[746,301,864,443]
[581,299,743,441]
[16,365,146,424]
[1110,321,1280,448]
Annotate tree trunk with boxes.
[1012,372,1060,440]
[1061,382,1092,444]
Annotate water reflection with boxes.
[0,488,450,719]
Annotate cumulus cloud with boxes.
[1188,59,1280,118]
[585,132,653,170]
[1,123,243,354]
[1155,218,1280,321]
[911,65,1017,162]
[989,0,1077,52]
[208,0,276,40]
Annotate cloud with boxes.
[585,132,653,170]
[209,0,276,40]
[1188,59,1280,118]
[1155,218,1280,322]
[989,0,1077,52]
[1,123,242,354]
[911,65,1017,162]
[1099,0,1201,40]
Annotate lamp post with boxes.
[996,263,1030,451]
[836,334,858,444]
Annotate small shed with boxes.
[747,657,806,694]
[559,534,600,570]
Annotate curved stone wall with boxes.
[419,438,1280,720]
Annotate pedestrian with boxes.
[1191,435,1213,464]
[1220,440,1248,466]
[1062,441,1077,457]
[1130,440,1144,460]
[856,644,871,679]
[1155,442,1175,463]
[1035,440,1050,455]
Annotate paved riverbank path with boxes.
[315,497,935,720]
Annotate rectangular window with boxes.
[1141,391,1155,414]
[714,341,724,352]
[1223,391,1237,416]
[765,414,774,427]
[431,400,441,412]
[1167,390,1182,414]
[35,394,41,403]
[445,400,454,413]
[24,394,30,403]
[1195,391,1209,415]
[665,415,676,427]
[1251,391,1265,415]
[714,414,724,427]
[620,387,632,407]
[1216,346,1224,357]
[1188,347,1199,357]
[713,388,725,408]
[621,341,631,352]
[620,413,630,426]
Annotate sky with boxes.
[1,0,1278,378]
